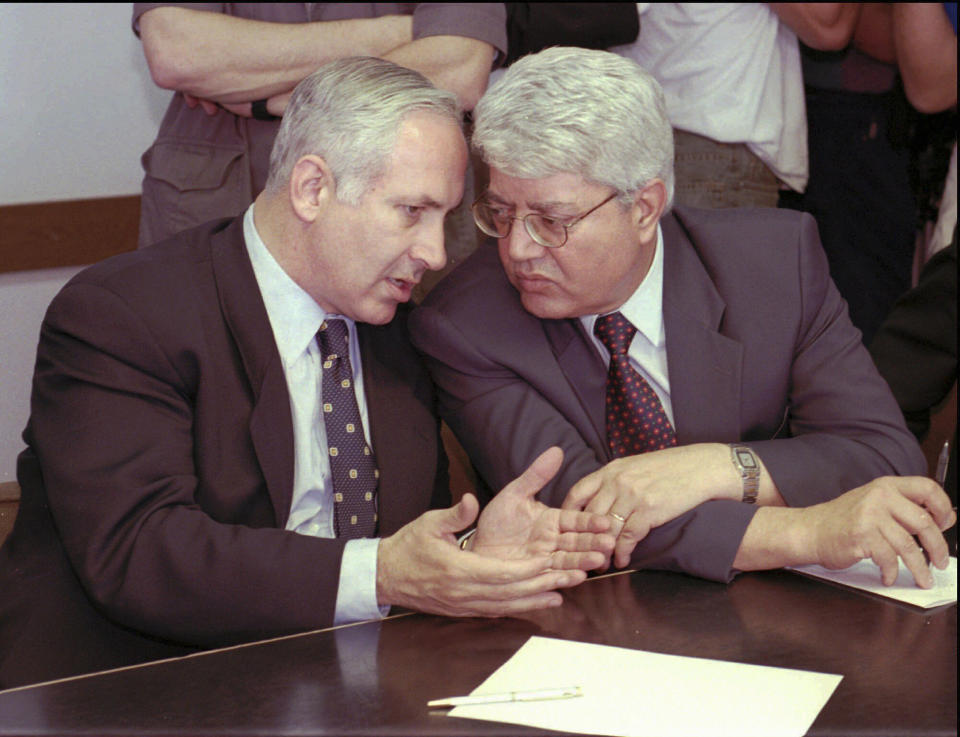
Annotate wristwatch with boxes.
[729,445,760,504]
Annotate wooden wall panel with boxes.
[0,196,139,273]
[0,482,19,546]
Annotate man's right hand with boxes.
[737,475,955,589]
[800,476,955,588]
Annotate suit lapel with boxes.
[660,213,743,444]
[358,321,435,535]
[542,318,610,461]
[210,218,295,525]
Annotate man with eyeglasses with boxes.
[411,47,955,588]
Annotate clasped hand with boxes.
[376,447,614,617]
[562,444,732,569]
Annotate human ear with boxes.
[632,179,668,238]
[289,154,334,223]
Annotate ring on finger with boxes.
[609,511,627,523]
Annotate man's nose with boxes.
[412,220,447,272]
[504,218,546,261]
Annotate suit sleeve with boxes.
[412,3,507,55]
[29,282,347,647]
[744,213,928,504]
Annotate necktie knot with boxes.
[318,318,349,356]
[594,312,636,356]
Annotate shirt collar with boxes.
[243,204,342,367]
[582,224,665,347]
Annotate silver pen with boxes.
[428,685,582,708]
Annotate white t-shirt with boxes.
[612,3,808,192]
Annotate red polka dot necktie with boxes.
[594,312,677,458]
[317,319,378,539]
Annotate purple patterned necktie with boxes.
[317,319,378,539]
[594,312,677,457]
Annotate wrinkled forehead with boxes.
[486,168,603,207]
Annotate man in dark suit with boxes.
[0,58,614,690]
[411,47,954,591]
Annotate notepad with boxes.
[447,636,841,737]
[789,556,957,608]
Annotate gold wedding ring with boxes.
[609,512,627,523]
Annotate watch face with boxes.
[735,448,758,469]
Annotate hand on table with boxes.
[562,444,737,569]
[799,476,955,588]
[376,447,614,618]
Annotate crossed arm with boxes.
[139,6,496,115]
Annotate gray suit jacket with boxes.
[411,206,925,582]
[0,216,447,689]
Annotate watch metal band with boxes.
[730,445,760,504]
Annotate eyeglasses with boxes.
[471,191,618,248]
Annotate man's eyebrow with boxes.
[416,196,447,209]
[485,192,576,212]
[389,195,446,209]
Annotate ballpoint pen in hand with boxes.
[933,440,955,557]
[935,440,950,488]
[914,441,951,565]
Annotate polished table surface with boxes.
[0,567,955,737]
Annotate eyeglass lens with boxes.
[472,203,566,247]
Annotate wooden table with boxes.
[0,567,955,736]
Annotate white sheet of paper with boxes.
[447,636,841,737]
[789,556,957,608]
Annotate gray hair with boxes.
[266,57,462,203]
[473,47,674,209]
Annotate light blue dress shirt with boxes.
[243,204,386,625]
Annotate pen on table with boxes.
[428,686,582,708]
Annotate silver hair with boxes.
[473,47,675,210]
[266,57,462,203]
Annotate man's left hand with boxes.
[473,446,614,571]
[562,444,744,568]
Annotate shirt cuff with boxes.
[334,537,390,625]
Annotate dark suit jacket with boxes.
[0,217,448,689]
[411,206,925,582]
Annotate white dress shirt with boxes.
[243,204,385,624]
[580,225,674,426]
